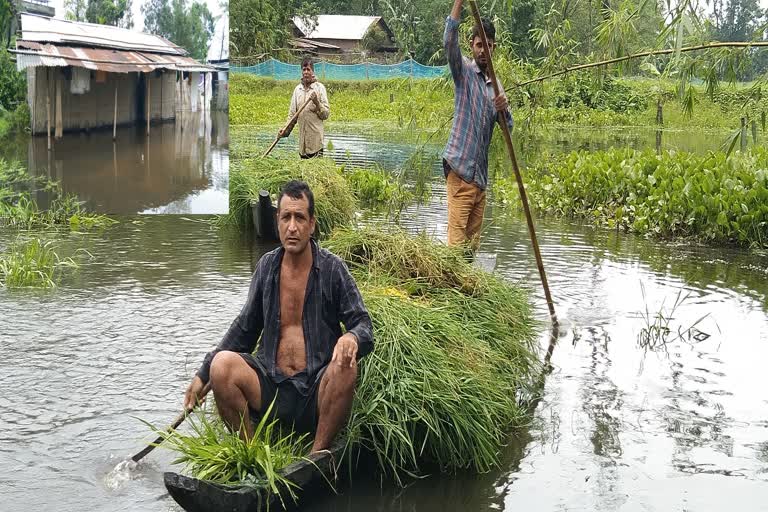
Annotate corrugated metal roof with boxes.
[13,41,215,73]
[206,15,229,64]
[293,15,382,41]
[20,13,186,55]
[290,38,340,50]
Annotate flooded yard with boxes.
[2,125,768,511]
[1,111,229,214]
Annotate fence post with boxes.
[365,62,369,80]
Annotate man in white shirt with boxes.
[279,56,330,159]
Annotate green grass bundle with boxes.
[146,400,309,509]
[324,227,540,483]
[225,157,356,237]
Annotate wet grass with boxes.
[0,159,115,231]
[324,227,539,483]
[224,156,356,237]
[145,399,309,510]
[0,238,78,289]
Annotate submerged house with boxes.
[291,15,397,58]
[13,14,216,138]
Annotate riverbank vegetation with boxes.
[0,237,78,288]
[495,148,768,248]
[1,159,115,230]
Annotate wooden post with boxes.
[468,0,557,324]
[656,100,663,126]
[741,117,747,151]
[752,119,758,144]
[55,73,62,139]
[113,83,118,141]
[146,73,151,136]
[46,68,51,151]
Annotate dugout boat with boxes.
[164,440,344,512]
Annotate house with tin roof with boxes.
[11,14,215,140]
[291,15,397,57]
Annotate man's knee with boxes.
[210,351,241,386]
[325,362,358,390]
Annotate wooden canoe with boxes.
[164,440,345,512]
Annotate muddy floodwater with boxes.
[3,126,768,511]
[0,111,229,214]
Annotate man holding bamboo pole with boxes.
[443,0,513,250]
[278,56,330,159]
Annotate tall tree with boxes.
[142,0,214,61]
[86,0,129,26]
[711,0,765,42]
[64,0,88,21]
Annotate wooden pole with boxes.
[130,383,211,463]
[741,117,747,151]
[46,68,51,151]
[113,83,118,141]
[262,95,315,158]
[468,0,557,324]
[55,73,62,139]
[146,73,151,136]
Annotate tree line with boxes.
[230,0,768,79]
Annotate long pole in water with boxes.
[467,0,557,324]
[130,382,211,463]
[262,95,315,158]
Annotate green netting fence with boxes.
[231,58,448,80]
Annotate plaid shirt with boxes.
[197,239,373,394]
[442,16,514,191]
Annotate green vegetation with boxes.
[226,156,356,236]
[496,148,768,248]
[148,399,308,509]
[324,227,539,482]
[141,0,215,61]
[230,73,768,132]
[0,238,78,288]
[1,159,116,230]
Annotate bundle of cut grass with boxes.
[323,227,540,483]
[0,238,77,288]
[225,157,356,237]
[146,400,309,510]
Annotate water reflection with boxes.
[1,111,229,214]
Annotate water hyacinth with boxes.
[498,147,768,248]
[324,227,540,483]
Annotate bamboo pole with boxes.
[46,68,51,151]
[468,0,557,324]
[113,83,118,141]
[508,41,768,91]
[262,95,315,158]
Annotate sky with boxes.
[52,0,224,32]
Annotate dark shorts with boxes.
[238,353,324,434]
[300,148,324,159]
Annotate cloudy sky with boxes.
[51,0,224,32]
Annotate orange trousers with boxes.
[446,171,486,249]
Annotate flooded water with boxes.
[3,125,768,511]
[0,112,229,214]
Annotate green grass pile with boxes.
[226,156,356,237]
[324,227,540,483]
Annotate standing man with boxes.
[279,56,330,159]
[184,181,373,453]
[443,0,513,250]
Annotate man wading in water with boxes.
[185,181,373,453]
[278,56,330,159]
[443,0,514,250]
